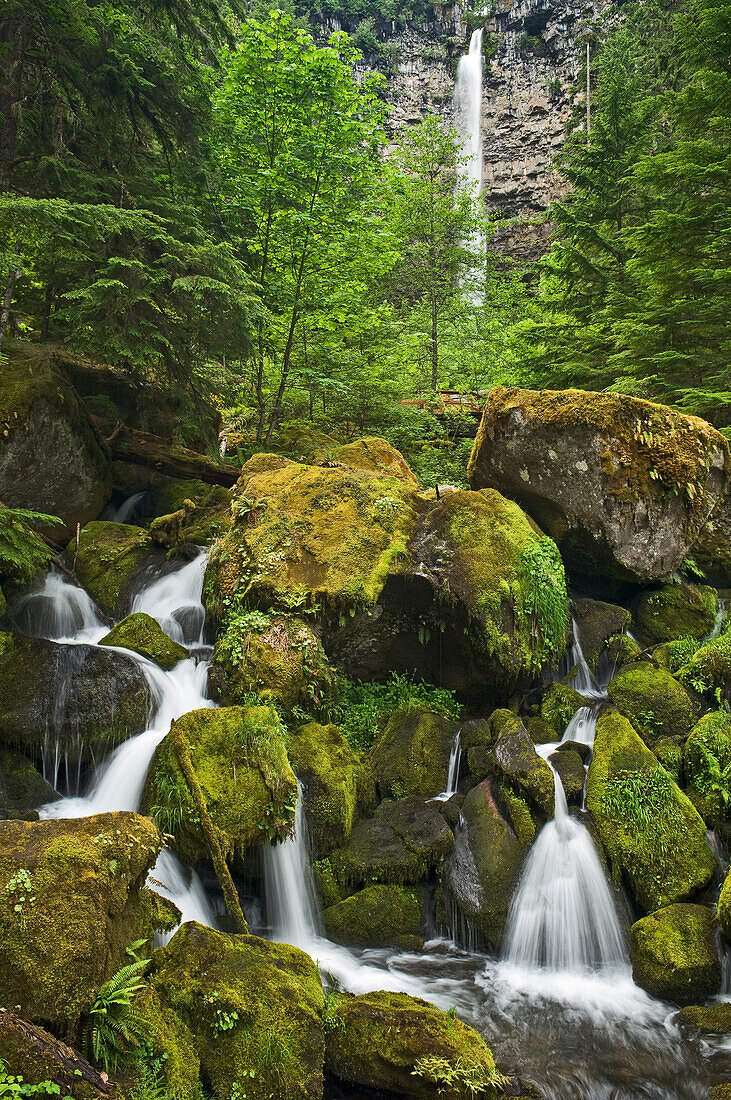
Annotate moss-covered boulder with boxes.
[0,748,58,814]
[607,662,695,744]
[148,479,232,545]
[209,613,336,715]
[491,715,555,817]
[142,706,297,864]
[148,922,325,1100]
[322,884,423,950]
[369,706,458,801]
[133,985,200,1093]
[678,629,731,703]
[572,598,632,670]
[0,633,149,773]
[0,343,112,540]
[540,682,585,738]
[549,748,585,806]
[440,780,526,950]
[331,437,420,484]
[329,797,454,889]
[634,582,718,645]
[719,866,731,940]
[683,711,731,826]
[0,812,167,1025]
[70,520,155,617]
[585,710,715,912]
[99,612,188,670]
[324,991,509,1099]
[630,904,721,1004]
[677,1003,731,1034]
[468,386,730,584]
[287,722,364,859]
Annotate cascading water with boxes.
[132,552,207,646]
[104,491,148,524]
[709,597,727,640]
[431,727,463,801]
[453,30,483,201]
[263,780,321,949]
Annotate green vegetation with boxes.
[85,957,150,1073]
[330,672,461,755]
[0,1063,71,1099]
[0,508,61,586]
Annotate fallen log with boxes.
[90,417,240,488]
[0,1008,113,1097]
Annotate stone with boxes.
[491,715,555,817]
[634,582,718,645]
[683,711,731,826]
[630,904,721,1005]
[369,705,458,801]
[322,884,423,950]
[540,681,584,737]
[468,386,729,584]
[693,491,731,586]
[287,722,365,859]
[69,520,156,617]
[0,748,58,815]
[607,662,695,743]
[572,597,632,669]
[99,612,188,670]
[549,749,585,806]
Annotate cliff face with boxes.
[310,0,612,260]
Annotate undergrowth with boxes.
[518,536,569,671]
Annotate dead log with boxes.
[90,417,240,488]
[0,1008,113,1096]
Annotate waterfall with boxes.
[453,29,483,201]
[431,727,463,802]
[15,570,107,643]
[565,618,605,698]
[132,551,207,646]
[263,780,321,949]
[709,597,727,640]
[103,491,148,524]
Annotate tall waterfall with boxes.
[453,29,483,200]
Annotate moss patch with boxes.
[607,662,695,744]
[99,612,188,670]
[323,884,423,950]
[540,682,585,737]
[719,866,731,941]
[70,520,153,617]
[683,710,731,826]
[630,903,721,1005]
[634,583,718,645]
[287,722,364,859]
[369,705,458,801]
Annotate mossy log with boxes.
[169,720,248,934]
[93,419,239,487]
[0,1009,112,1098]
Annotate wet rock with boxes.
[147,478,232,545]
[0,812,170,1026]
[549,749,585,806]
[148,921,325,1100]
[572,597,632,669]
[555,739,592,764]
[586,709,715,912]
[630,904,721,1005]
[369,705,458,801]
[324,990,508,1099]
[492,715,555,817]
[677,631,731,704]
[468,386,729,585]
[70,520,157,617]
[718,866,731,941]
[0,344,111,540]
[99,611,188,670]
[287,722,366,859]
[634,582,718,645]
[677,1003,731,1034]
[0,748,58,814]
[607,662,695,744]
[322,884,423,950]
[540,682,584,737]
[440,779,526,950]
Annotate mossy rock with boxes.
[653,738,684,783]
[440,779,526,950]
[287,722,364,859]
[133,985,201,1093]
[718,865,731,940]
[0,343,112,540]
[0,812,167,1025]
[312,858,343,910]
[148,922,325,1100]
[148,479,232,545]
[0,632,149,771]
[492,715,555,818]
[99,611,188,670]
[549,749,585,806]
[677,1002,731,1033]
[142,706,297,865]
[331,437,420,484]
[572,598,632,669]
[369,705,458,801]
[585,709,715,912]
[0,1011,112,1100]
[329,797,454,889]
[682,711,731,826]
[678,629,731,701]
[322,884,423,950]
[209,613,337,715]
[0,748,58,814]
[634,582,718,645]
[630,903,721,1005]
[693,492,731,587]
[324,990,508,1099]
[524,714,557,745]
[711,1087,731,1100]
[274,423,341,461]
[70,520,154,617]
[607,662,695,743]
[540,682,585,738]
[467,385,730,584]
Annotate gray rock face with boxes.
[693,490,731,586]
[468,386,730,584]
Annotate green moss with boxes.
[142,706,297,864]
[313,858,343,909]
[493,717,555,817]
[718,866,731,941]
[683,711,731,825]
[325,990,507,1097]
[149,922,325,1100]
[369,705,458,801]
[323,884,423,950]
[573,598,632,668]
[99,612,188,670]
[134,986,200,1093]
[586,710,715,912]
[0,812,163,1026]
[679,629,731,702]
[287,722,363,859]
[630,904,721,1004]
[677,1002,731,1033]
[540,682,585,737]
[653,739,684,783]
[0,1014,110,1100]
[607,662,695,743]
[498,785,536,846]
[634,583,718,645]
[332,437,419,484]
[70,521,152,616]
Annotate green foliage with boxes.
[661,635,703,673]
[602,767,679,830]
[0,1063,70,1099]
[129,1068,205,1100]
[0,507,61,586]
[85,958,151,1073]
[518,536,570,670]
[329,672,461,754]
[411,1052,508,1093]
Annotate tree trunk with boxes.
[0,239,22,352]
[0,1009,112,1097]
[91,418,240,487]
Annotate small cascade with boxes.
[431,727,463,801]
[104,491,148,525]
[152,848,217,939]
[132,551,207,646]
[709,597,727,640]
[15,570,107,643]
[263,780,321,950]
[564,618,605,698]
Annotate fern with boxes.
[0,507,62,585]
[85,958,151,1073]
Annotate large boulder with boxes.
[572,597,632,670]
[143,706,297,864]
[677,629,731,704]
[630,904,721,1004]
[70,520,156,617]
[0,632,150,778]
[205,449,569,703]
[99,612,188,670]
[0,812,170,1025]
[322,884,423,950]
[607,662,695,744]
[0,344,111,539]
[693,491,731,586]
[147,922,325,1100]
[585,710,715,912]
[324,991,512,1099]
[633,582,718,645]
[467,386,730,584]
[683,711,731,826]
[369,705,459,801]
[146,479,232,545]
[491,715,555,817]
[439,780,526,950]
[287,722,365,859]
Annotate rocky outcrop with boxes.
[693,491,731,586]
[0,344,111,539]
[468,387,730,585]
